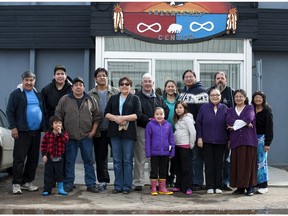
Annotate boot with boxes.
[158,179,173,195]
[57,182,68,196]
[150,179,158,196]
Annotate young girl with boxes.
[41,115,69,196]
[173,101,196,195]
[145,107,175,196]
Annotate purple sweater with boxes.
[196,103,228,144]
[226,105,258,149]
[145,119,175,158]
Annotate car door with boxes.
[0,109,14,170]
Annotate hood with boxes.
[17,83,38,92]
[185,113,195,124]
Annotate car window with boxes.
[0,109,9,129]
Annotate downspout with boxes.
[256,59,262,91]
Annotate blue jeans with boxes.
[111,137,134,191]
[64,137,96,188]
[192,144,204,186]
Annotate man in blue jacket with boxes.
[6,71,46,195]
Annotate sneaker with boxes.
[215,189,222,194]
[87,186,99,193]
[64,187,73,193]
[21,182,38,191]
[207,189,214,194]
[257,188,268,194]
[134,186,142,191]
[171,187,181,192]
[123,190,130,194]
[99,182,107,192]
[12,184,22,195]
[186,189,193,195]
[223,184,233,191]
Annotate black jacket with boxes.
[136,90,169,128]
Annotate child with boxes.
[172,101,196,195]
[41,115,68,196]
[145,107,175,196]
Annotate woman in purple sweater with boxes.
[196,88,228,194]
[226,89,258,196]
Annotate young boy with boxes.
[41,115,68,196]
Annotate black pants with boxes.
[174,146,193,192]
[12,131,40,185]
[150,156,169,179]
[93,131,110,183]
[44,157,64,192]
[203,143,226,189]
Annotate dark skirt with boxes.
[230,145,257,188]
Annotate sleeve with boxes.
[184,116,196,149]
[196,106,204,139]
[145,123,152,158]
[40,132,49,157]
[264,108,274,146]
[55,96,65,121]
[133,95,142,120]
[91,97,102,124]
[6,91,17,129]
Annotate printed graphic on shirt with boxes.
[179,92,209,104]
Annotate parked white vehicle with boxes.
[0,108,14,174]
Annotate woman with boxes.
[226,89,258,196]
[162,80,179,187]
[196,88,228,194]
[252,91,274,194]
[105,77,142,194]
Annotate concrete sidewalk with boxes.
[0,164,288,214]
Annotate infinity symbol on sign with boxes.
[137,22,161,33]
[190,21,214,32]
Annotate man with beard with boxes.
[208,71,235,191]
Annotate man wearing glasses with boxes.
[88,67,119,192]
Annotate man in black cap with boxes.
[41,65,72,129]
[55,76,102,193]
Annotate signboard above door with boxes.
[113,2,237,44]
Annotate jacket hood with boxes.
[184,113,195,124]
[17,83,38,92]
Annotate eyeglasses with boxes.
[210,94,220,97]
[96,75,107,78]
[120,83,130,87]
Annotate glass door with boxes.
[105,59,151,92]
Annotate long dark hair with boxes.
[163,79,178,97]
[251,91,271,109]
[173,101,188,124]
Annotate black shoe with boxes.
[245,187,254,196]
[223,184,233,191]
[134,186,142,191]
[232,188,245,195]
[123,190,130,194]
[64,187,73,193]
[192,185,202,191]
[112,189,122,194]
[87,186,99,193]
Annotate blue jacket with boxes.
[145,119,175,158]
[6,85,46,132]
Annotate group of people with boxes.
[6,66,273,198]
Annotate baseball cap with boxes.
[72,76,84,85]
[54,65,66,73]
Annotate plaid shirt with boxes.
[41,130,68,159]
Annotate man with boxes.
[208,71,235,191]
[41,64,72,129]
[6,71,46,194]
[88,67,119,192]
[133,73,169,191]
[178,69,209,191]
[55,76,102,193]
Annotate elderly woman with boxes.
[252,91,274,194]
[226,89,258,196]
[105,77,142,194]
[196,88,228,194]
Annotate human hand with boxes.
[11,128,19,139]
[264,146,270,152]
[197,138,203,148]
[42,155,48,163]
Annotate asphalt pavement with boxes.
[0,164,288,214]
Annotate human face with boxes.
[183,72,196,88]
[119,80,131,95]
[214,73,227,91]
[95,71,108,86]
[72,81,85,98]
[253,94,264,106]
[54,70,67,85]
[165,81,176,96]
[22,77,35,91]
[154,109,165,124]
[210,89,221,105]
[175,103,185,116]
[142,76,154,93]
[234,92,246,106]
[52,121,62,132]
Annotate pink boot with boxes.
[158,179,173,195]
[150,179,158,196]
